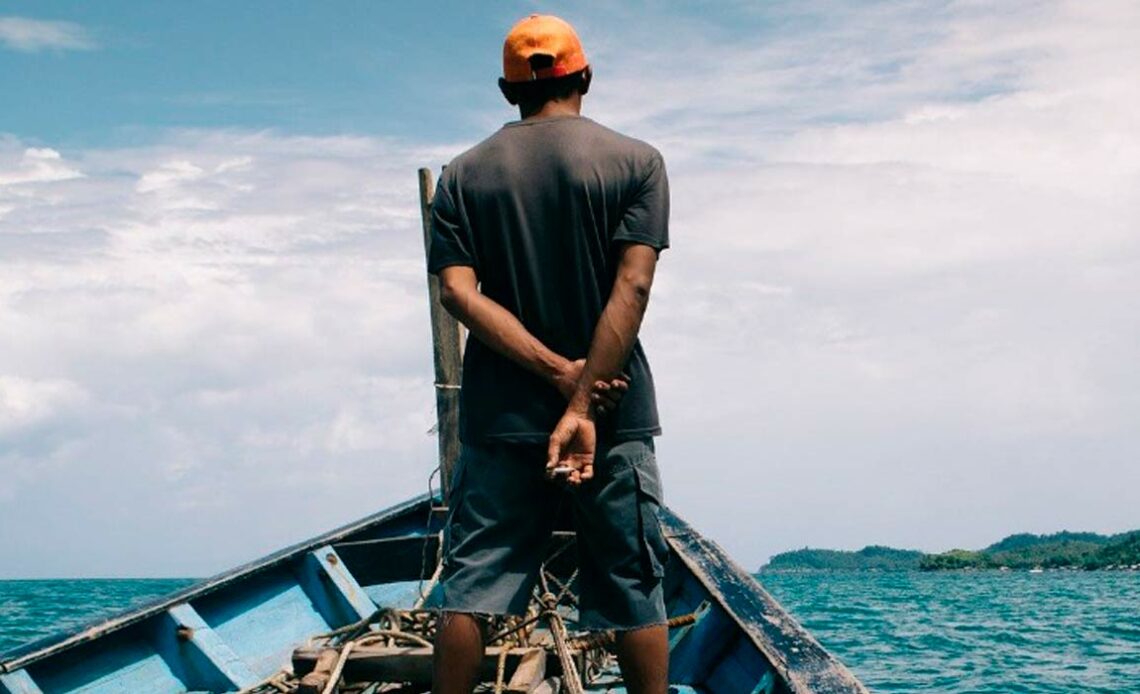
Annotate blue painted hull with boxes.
[0,496,867,693]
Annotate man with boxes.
[428,14,670,694]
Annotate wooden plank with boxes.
[505,648,546,692]
[0,670,43,694]
[0,494,430,675]
[297,648,339,694]
[418,166,464,502]
[293,645,542,685]
[162,603,259,690]
[661,510,870,694]
[300,546,376,624]
[533,677,561,694]
[333,534,441,585]
[192,567,344,679]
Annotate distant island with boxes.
[761,530,1140,572]
[763,546,925,571]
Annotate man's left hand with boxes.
[590,376,629,415]
[552,359,629,414]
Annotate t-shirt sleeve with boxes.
[612,150,670,252]
[427,170,477,275]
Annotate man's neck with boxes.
[518,96,581,121]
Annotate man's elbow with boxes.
[437,266,478,318]
[619,271,654,305]
[615,244,658,306]
[632,279,652,303]
[439,283,462,316]
[438,272,471,316]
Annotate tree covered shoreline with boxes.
[760,530,1140,572]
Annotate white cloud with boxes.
[0,16,96,52]
[0,131,454,576]
[135,160,206,194]
[0,146,84,186]
[575,0,1140,563]
[0,375,88,435]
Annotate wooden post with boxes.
[418,167,464,503]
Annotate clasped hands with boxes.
[546,358,628,487]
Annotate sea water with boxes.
[762,571,1139,693]
[1,573,1137,692]
[0,579,193,654]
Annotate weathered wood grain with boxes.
[418,167,464,502]
[505,647,547,692]
[662,510,870,694]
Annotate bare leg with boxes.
[614,624,669,694]
[432,612,484,694]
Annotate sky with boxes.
[1,0,1137,578]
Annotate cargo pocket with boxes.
[633,450,669,579]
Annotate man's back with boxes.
[429,114,669,443]
[429,16,672,694]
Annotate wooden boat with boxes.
[0,495,867,694]
[0,171,869,694]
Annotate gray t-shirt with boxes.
[428,115,669,444]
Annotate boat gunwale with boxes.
[662,509,870,694]
[0,493,432,674]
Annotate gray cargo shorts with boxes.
[438,437,669,631]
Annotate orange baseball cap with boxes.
[502,14,589,83]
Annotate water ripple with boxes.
[760,571,1140,693]
[0,579,194,655]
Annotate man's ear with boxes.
[579,67,593,96]
[498,78,519,105]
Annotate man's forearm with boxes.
[567,246,656,415]
[441,280,569,386]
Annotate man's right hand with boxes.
[546,408,597,486]
[553,358,629,414]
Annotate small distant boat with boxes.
[1029,567,1044,574]
[0,171,869,694]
